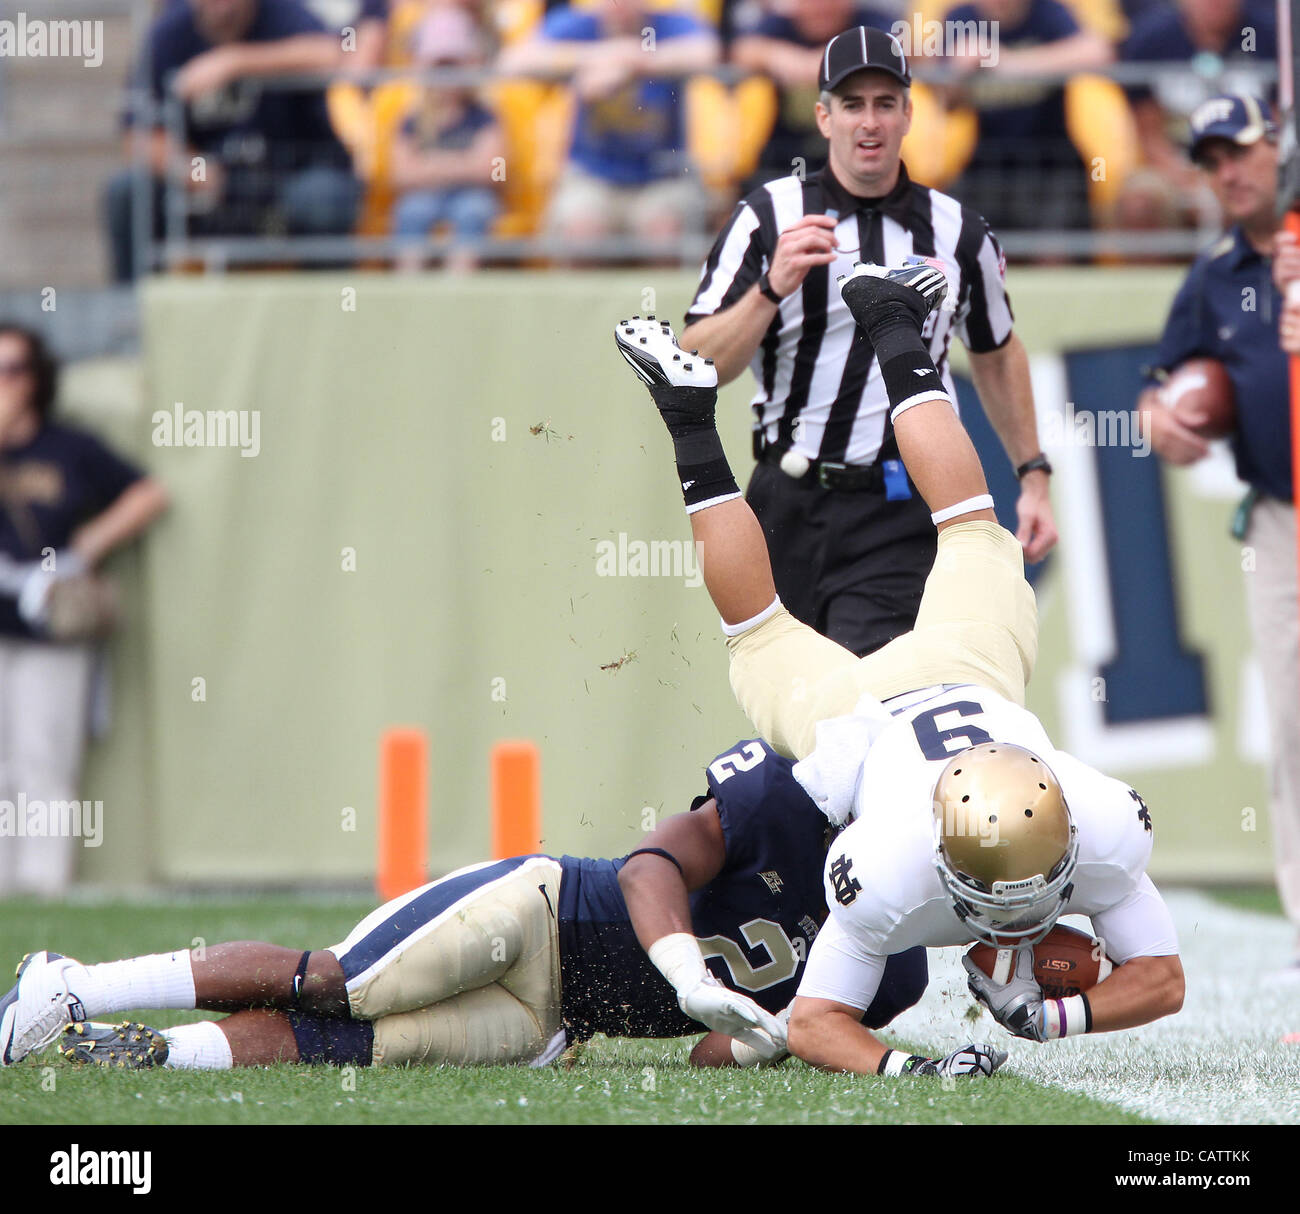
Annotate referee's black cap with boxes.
[819,26,911,94]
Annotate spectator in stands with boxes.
[940,0,1114,234]
[731,0,895,190]
[0,325,169,897]
[498,0,719,255]
[105,0,361,281]
[390,5,504,271]
[1119,0,1276,228]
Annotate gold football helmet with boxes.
[931,742,1078,946]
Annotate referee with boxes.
[680,26,1057,657]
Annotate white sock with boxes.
[75,951,197,1017]
[163,1021,233,1070]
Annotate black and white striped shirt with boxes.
[685,163,1014,468]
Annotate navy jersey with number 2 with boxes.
[557,739,927,1042]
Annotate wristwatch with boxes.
[1015,454,1053,479]
[758,271,784,305]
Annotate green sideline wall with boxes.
[61,268,1272,889]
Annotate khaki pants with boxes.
[328,856,565,1067]
[0,636,95,896]
[726,521,1038,760]
[1243,498,1300,939]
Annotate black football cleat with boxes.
[59,1021,169,1070]
[838,257,949,334]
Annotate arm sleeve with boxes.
[954,216,1014,353]
[685,201,767,323]
[795,911,887,1011]
[1148,269,1211,384]
[1089,874,1179,962]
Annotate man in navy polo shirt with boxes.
[105,0,360,280]
[1137,94,1298,975]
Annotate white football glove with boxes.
[679,975,787,1052]
[648,932,786,1054]
[962,946,1047,1042]
[728,1003,791,1067]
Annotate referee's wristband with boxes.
[757,271,785,305]
[1015,453,1052,479]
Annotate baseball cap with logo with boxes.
[818,26,911,93]
[1188,94,1277,164]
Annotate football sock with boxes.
[162,1020,233,1070]
[648,383,741,514]
[74,951,197,1017]
[860,312,950,418]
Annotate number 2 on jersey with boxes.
[697,919,800,993]
[709,741,766,783]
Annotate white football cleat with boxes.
[0,951,89,1066]
[613,315,718,392]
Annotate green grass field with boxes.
[1206,886,1285,917]
[0,895,1150,1126]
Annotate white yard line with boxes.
[887,891,1300,1124]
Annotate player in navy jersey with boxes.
[1,740,927,1072]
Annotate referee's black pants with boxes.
[745,461,937,659]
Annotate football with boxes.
[966,924,1115,999]
[1160,357,1236,439]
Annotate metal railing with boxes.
[129,56,1276,276]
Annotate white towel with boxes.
[792,692,894,825]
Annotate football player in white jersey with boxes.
[613,257,1184,1077]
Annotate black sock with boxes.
[860,310,948,414]
[649,383,739,511]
